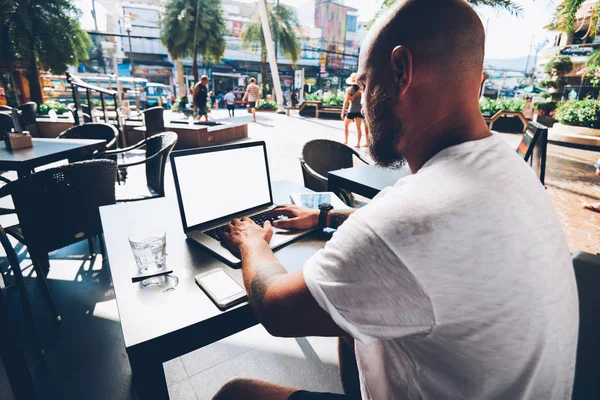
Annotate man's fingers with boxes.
[232,218,241,225]
[272,218,297,229]
[224,223,234,232]
[263,220,272,231]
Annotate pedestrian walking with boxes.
[243,78,261,123]
[340,73,369,148]
[193,75,210,122]
[224,89,236,117]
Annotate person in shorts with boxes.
[340,73,368,148]
[193,75,209,121]
[243,78,260,123]
[224,89,236,117]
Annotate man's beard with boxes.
[365,86,406,169]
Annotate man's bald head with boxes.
[357,0,487,168]
[367,0,485,86]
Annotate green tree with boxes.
[0,0,90,104]
[161,0,226,85]
[539,55,574,101]
[374,0,522,24]
[547,0,600,36]
[240,1,300,91]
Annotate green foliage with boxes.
[256,99,278,111]
[305,91,345,107]
[555,99,600,128]
[533,100,558,115]
[479,98,526,114]
[538,80,559,90]
[0,0,90,72]
[547,0,600,36]
[161,0,226,81]
[545,55,574,78]
[38,100,68,115]
[91,99,115,107]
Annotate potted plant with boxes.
[538,55,574,102]
[550,98,600,141]
[256,99,278,112]
[533,99,558,127]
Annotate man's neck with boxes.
[403,104,491,174]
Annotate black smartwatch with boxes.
[318,203,334,229]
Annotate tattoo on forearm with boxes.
[249,264,285,312]
[329,211,352,229]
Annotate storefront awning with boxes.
[212,72,242,78]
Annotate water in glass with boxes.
[129,229,166,272]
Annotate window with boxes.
[347,15,357,33]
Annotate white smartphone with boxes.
[195,268,247,310]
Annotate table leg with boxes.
[129,353,169,400]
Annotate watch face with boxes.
[319,202,333,211]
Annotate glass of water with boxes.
[129,229,167,273]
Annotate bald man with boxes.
[214,1,578,399]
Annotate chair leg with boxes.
[98,234,107,259]
[32,255,61,323]
[88,237,96,258]
[10,259,45,355]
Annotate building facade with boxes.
[535,0,600,99]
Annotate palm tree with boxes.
[547,0,600,36]
[240,1,300,90]
[161,0,226,86]
[0,0,90,104]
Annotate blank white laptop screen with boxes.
[174,146,271,228]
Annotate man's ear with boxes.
[391,46,413,97]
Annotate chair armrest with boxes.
[350,148,370,165]
[299,158,328,183]
[117,150,164,169]
[100,137,147,156]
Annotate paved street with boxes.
[208,108,600,255]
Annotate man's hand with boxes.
[268,205,319,230]
[596,168,600,178]
[221,217,273,257]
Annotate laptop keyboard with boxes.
[205,211,272,241]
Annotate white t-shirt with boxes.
[304,133,578,400]
[224,92,236,105]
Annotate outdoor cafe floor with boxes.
[0,109,598,400]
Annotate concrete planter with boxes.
[551,123,600,137]
[549,123,600,149]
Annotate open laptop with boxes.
[170,141,314,266]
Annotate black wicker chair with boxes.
[58,122,119,151]
[300,139,369,205]
[124,106,165,138]
[0,112,14,184]
[17,101,41,135]
[100,131,177,202]
[0,105,12,112]
[0,160,117,321]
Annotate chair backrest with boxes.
[0,105,12,112]
[144,132,178,196]
[17,102,37,125]
[143,107,165,136]
[516,122,548,184]
[8,160,117,253]
[0,112,13,140]
[572,251,600,399]
[58,123,119,150]
[301,139,358,178]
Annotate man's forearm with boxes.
[240,239,287,317]
[327,209,355,229]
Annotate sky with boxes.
[272,0,557,60]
